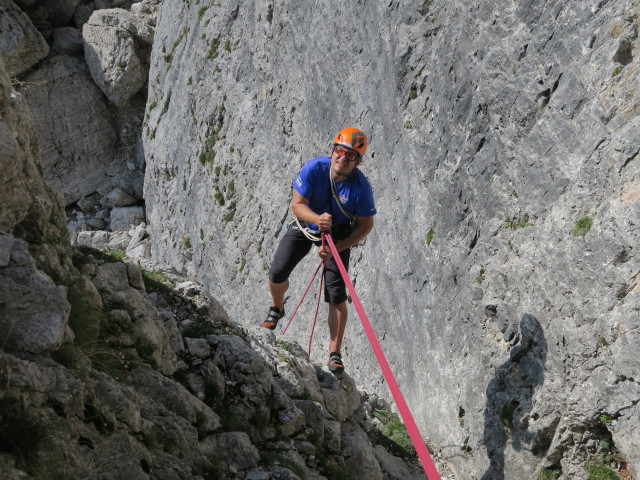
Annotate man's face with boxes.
[331,145,361,177]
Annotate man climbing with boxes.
[262,127,376,374]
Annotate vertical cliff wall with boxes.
[143,0,639,478]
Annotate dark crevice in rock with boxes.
[613,39,634,66]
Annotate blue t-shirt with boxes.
[293,156,376,229]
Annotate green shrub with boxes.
[199,150,215,165]
[86,345,126,380]
[141,269,176,299]
[172,27,189,51]
[599,414,613,424]
[51,343,88,371]
[572,216,593,237]
[276,339,297,354]
[586,464,618,480]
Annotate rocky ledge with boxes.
[0,237,440,480]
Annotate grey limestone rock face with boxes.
[20,55,119,205]
[143,0,639,478]
[0,56,60,239]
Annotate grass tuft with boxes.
[0,398,57,476]
[586,464,618,480]
[182,320,216,338]
[425,228,435,245]
[537,467,561,480]
[373,409,416,457]
[420,0,433,15]
[141,269,176,298]
[572,216,593,237]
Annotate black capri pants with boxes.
[269,228,351,305]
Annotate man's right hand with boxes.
[316,213,332,232]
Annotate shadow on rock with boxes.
[481,314,548,480]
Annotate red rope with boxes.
[322,233,441,480]
[307,263,324,357]
[281,260,324,336]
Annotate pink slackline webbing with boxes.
[322,233,441,480]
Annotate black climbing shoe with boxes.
[328,351,344,373]
[261,306,285,330]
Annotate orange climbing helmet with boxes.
[333,127,368,158]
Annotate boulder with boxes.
[341,420,383,480]
[0,234,71,353]
[128,366,220,431]
[214,432,261,470]
[101,186,137,208]
[20,55,119,205]
[0,0,49,76]
[374,445,425,480]
[110,206,146,231]
[82,8,154,106]
[319,371,361,422]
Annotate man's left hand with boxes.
[318,246,333,261]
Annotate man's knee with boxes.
[269,271,289,284]
[329,300,348,311]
